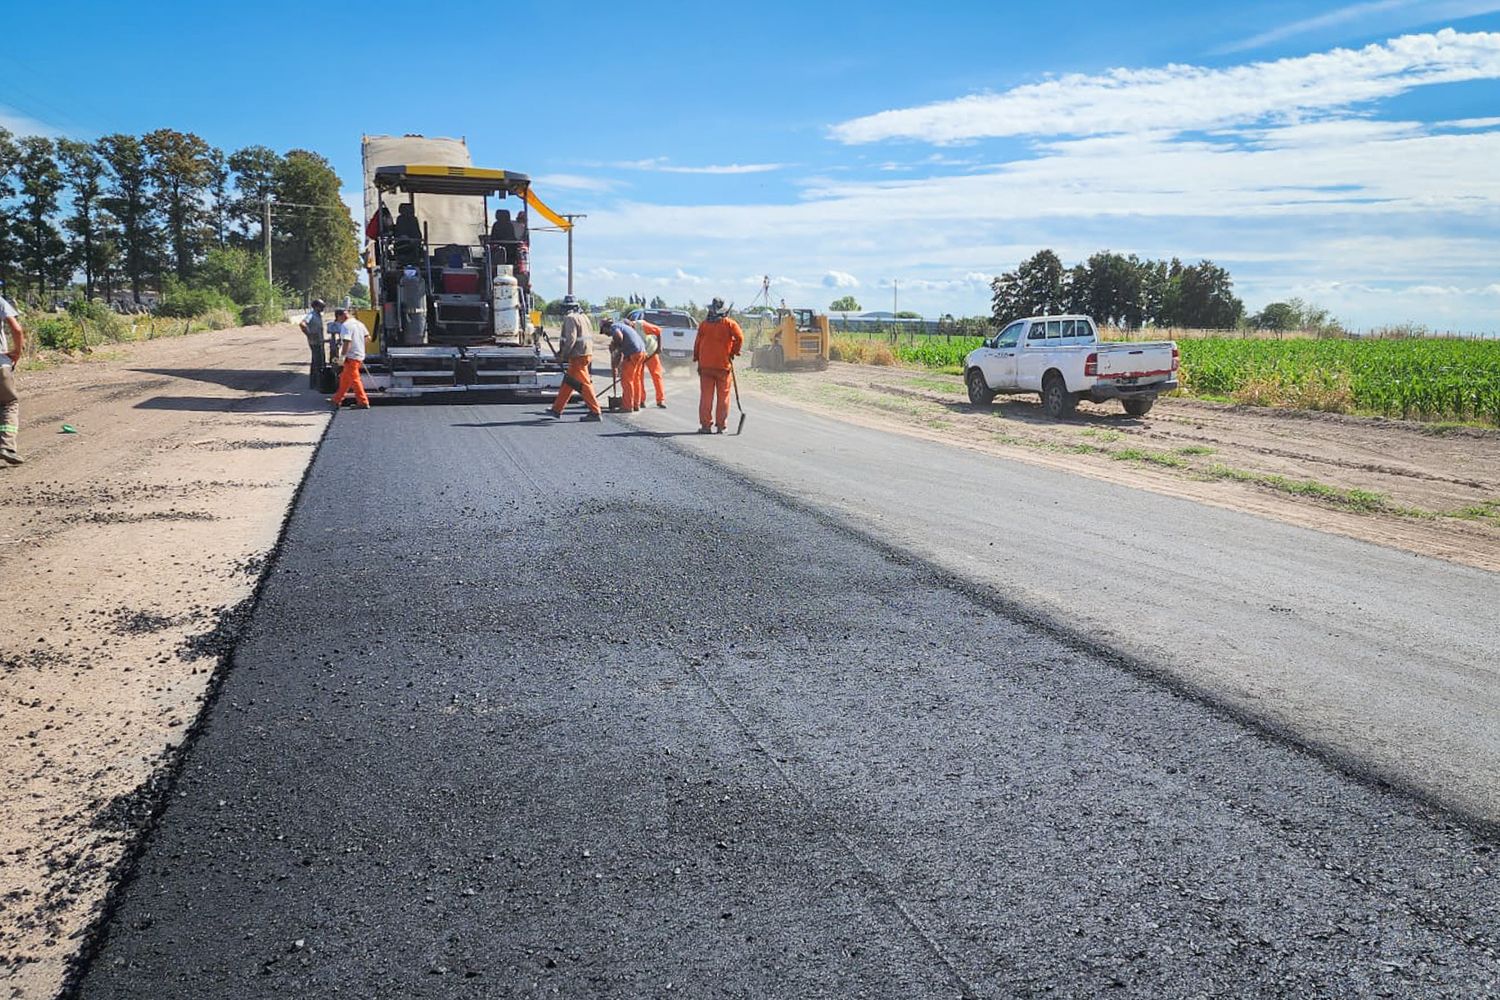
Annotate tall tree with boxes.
[57,138,109,299]
[144,128,216,279]
[15,136,67,297]
[98,133,159,304]
[206,147,230,249]
[1174,260,1244,329]
[273,149,357,302]
[990,249,1066,325]
[227,144,282,245]
[0,127,19,290]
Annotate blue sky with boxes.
[6,0,1500,329]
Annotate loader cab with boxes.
[370,165,538,350]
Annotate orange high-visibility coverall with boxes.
[621,353,647,411]
[552,357,601,414]
[694,316,743,430]
[331,359,369,407]
[552,312,600,415]
[638,320,666,406]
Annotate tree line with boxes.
[991,250,1246,330]
[0,127,358,311]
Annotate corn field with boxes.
[1178,339,1500,423]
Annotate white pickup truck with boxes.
[964,314,1179,418]
[631,308,697,362]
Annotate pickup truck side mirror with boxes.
[983,337,997,349]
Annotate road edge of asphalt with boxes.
[53,413,335,1000]
[659,431,1500,841]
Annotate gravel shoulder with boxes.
[0,326,327,999]
[76,401,1500,998]
[739,363,1500,571]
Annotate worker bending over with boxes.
[636,315,667,408]
[0,281,26,465]
[603,317,647,412]
[694,298,743,434]
[550,297,602,421]
[329,307,371,409]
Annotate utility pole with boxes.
[263,196,273,287]
[561,213,587,296]
[893,278,899,334]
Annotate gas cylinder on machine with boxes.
[398,267,427,345]
[492,265,521,344]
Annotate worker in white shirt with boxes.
[0,281,25,465]
[328,307,371,409]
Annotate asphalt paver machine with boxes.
[360,162,574,397]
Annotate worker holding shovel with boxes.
[549,296,602,421]
[635,314,667,408]
[694,298,743,434]
[603,317,648,412]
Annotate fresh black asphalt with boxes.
[77,401,1500,998]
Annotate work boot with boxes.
[581,411,602,422]
[656,402,667,409]
[715,426,725,434]
[697,425,712,434]
[356,403,371,409]
[548,408,562,419]
[0,447,23,466]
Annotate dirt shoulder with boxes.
[739,363,1500,572]
[0,325,328,999]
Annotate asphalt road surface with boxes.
[656,388,1500,827]
[78,395,1499,998]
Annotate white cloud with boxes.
[1220,0,1500,53]
[534,173,617,192]
[0,104,63,138]
[1219,0,1417,53]
[829,30,1500,144]
[822,270,860,288]
[604,156,786,175]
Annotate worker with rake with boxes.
[694,298,743,434]
[549,297,602,421]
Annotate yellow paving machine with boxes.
[356,135,574,397]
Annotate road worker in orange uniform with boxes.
[633,314,667,408]
[693,298,743,434]
[603,317,648,412]
[549,296,602,421]
[329,307,371,409]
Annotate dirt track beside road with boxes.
[0,325,327,999]
[739,362,1500,571]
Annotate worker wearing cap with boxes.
[550,296,602,421]
[298,299,327,389]
[694,298,743,434]
[328,307,370,409]
[0,281,25,465]
[604,316,648,412]
[636,315,667,408]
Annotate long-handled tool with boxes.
[729,359,746,435]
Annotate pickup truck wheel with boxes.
[1041,374,1077,419]
[966,369,995,407]
[1122,397,1154,417]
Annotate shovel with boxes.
[729,360,746,435]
